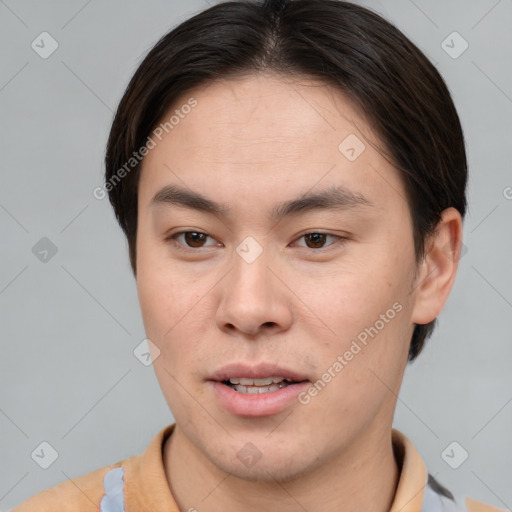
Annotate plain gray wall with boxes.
[1,0,511,510]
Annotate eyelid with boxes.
[291,231,346,249]
[165,229,348,252]
[165,230,222,251]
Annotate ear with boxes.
[411,207,464,325]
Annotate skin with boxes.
[135,72,463,512]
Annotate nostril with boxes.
[263,322,276,328]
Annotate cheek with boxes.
[289,251,414,399]
[135,240,217,376]
[137,270,207,349]
[136,261,173,338]
[136,230,195,332]
[136,257,208,409]
[289,255,412,341]
[302,304,411,443]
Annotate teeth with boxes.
[229,376,291,386]
[232,382,289,394]
[224,376,299,393]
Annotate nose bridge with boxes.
[229,240,273,305]
[216,240,292,335]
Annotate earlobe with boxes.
[411,207,464,326]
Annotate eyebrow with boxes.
[150,184,372,220]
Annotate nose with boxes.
[215,247,293,338]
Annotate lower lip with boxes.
[210,381,310,417]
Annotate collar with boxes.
[391,428,429,512]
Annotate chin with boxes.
[206,439,324,484]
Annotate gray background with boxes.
[1,0,511,510]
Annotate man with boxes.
[13,0,504,510]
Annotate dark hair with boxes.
[104,0,467,361]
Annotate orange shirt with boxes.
[12,425,504,512]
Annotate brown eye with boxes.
[184,232,207,247]
[168,231,220,251]
[294,232,343,250]
[304,233,328,248]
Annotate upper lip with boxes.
[209,363,310,383]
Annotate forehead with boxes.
[155,72,372,154]
[138,72,406,211]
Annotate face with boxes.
[136,73,421,481]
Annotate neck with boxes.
[164,423,399,512]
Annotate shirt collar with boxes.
[390,428,429,512]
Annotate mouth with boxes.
[208,363,311,417]
[221,376,307,394]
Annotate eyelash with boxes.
[165,230,346,252]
